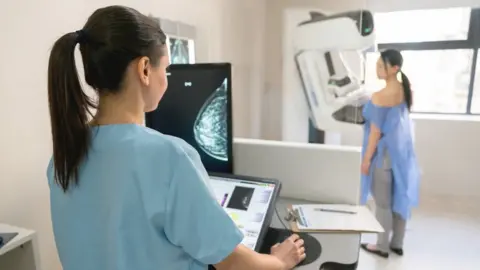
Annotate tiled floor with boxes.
[357,204,480,270]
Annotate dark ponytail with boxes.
[400,72,412,111]
[47,6,167,192]
[48,31,95,192]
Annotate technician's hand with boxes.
[361,160,371,175]
[271,234,306,269]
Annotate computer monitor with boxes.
[208,173,281,251]
[145,63,233,174]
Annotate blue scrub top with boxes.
[47,124,243,270]
[361,101,420,220]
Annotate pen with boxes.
[316,208,357,215]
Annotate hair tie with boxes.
[75,29,87,44]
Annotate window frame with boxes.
[374,8,480,115]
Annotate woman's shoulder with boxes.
[371,91,384,106]
[132,127,204,183]
[369,91,392,110]
[371,90,404,109]
[140,126,198,159]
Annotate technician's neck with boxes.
[92,93,144,126]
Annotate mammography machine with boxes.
[283,10,376,141]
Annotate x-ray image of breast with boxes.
[227,186,254,211]
[169,38,190,64]
[193,78,228,161]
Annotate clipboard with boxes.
[286,204,384,234]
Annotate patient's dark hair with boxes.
[380,49,412,111]
[48,6,167,192]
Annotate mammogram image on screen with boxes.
[226,186,255,211]
[145,64,232,173]
[193,78,228,161]
[169,37,190,64]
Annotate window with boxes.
[402,50,473,113]
[364,50,474,113]
[167,36,196,64]
[365,7,480,114]
[470,56,480,113]
[375,7,471,44]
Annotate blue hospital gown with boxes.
[47,124,243,270]
[361,101,420,220]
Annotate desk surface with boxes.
[0,224,36,256]
[274,198,361,270]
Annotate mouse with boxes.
[259,228,322,267]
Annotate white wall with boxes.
[263,0,480,210]
[0,0,266,269]
[412,116,480,202]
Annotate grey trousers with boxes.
[372,165,407,252]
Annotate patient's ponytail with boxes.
[400,72,412,111]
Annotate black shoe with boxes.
[360,244,389,258]
[390,247,404,256]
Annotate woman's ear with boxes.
[137,56,151,86]
[393,65,401,73]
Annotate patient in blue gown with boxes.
[359,49,420,259]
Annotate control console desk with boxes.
[232,139,381,269]
[262,198,362,270]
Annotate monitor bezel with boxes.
[208,172,282,252]
[145,63,234,174]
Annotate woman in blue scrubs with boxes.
[46,5,305,270]
[359,49,420,258]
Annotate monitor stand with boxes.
[260,227,322,267]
